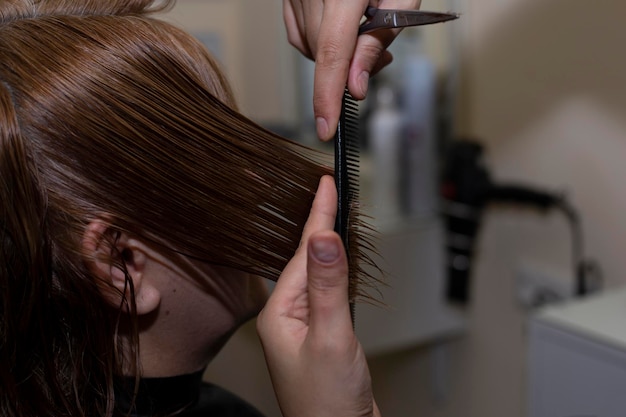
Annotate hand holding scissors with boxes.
[283,0,458,141]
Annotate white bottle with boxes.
[369,85,403,223]
[402,35,438,217]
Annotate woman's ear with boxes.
[82,220,160,315]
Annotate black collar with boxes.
[115,369,204,416]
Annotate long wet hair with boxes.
[0,1,376,416]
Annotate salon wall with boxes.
[164,1,626,417]
[163,0,299,127]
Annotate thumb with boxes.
[307,231,352,337]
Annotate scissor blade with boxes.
[359,9,459,35]
[397,10,459,27]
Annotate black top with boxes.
[115,369,266,417]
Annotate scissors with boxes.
[359,6,459,35]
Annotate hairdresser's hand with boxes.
[283,0,422,140]
[257,175,380,417]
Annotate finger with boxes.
[270,176,338,296]
[379,0,423,11]
[347,29,399,99]
[306,230,352,337]
[302,0,324,57]
[372,50,394,75]
[283,0,312,59]
[347,0,423,98]
[313,0,369,141]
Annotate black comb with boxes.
[334,89,360,326]
[336,6,459,326]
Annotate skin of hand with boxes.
[283,0,422,141]
[257,175,381,417]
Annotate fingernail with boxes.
[358,71,369,97]
[311,237,339,264]
[316,117,329,140]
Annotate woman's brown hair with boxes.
[0,0,376,416]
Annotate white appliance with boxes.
[528,288,626,417]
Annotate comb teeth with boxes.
[334,89,360,325]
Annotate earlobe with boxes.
[82,220,160,315]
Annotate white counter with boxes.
[528,287,626,417]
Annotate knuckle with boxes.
[359,42,385,62]
[308,275,340,295]
[312,88,340,116]
[315,41,350,70]
[312,95,330,115]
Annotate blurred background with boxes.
[162,1,626,416]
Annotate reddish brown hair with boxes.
[0,1,376,415]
